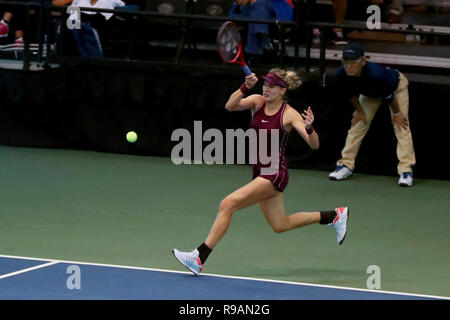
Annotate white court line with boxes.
[0,253,448,300]
[0,261,59,280]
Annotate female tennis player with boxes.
[173,68,349,275]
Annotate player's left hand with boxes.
[301,106,314,129]
[392,112,409,131]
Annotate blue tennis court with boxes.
[0,255,446,300]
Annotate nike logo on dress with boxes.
[262,120,269,123]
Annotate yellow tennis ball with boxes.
[126,131,137,143]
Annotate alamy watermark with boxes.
[66,265,81,290]
[66,6,81,30]
[366,5,381,30]
[171,121,280,175]
[366,265,381,290]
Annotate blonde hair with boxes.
[268,68,302,90]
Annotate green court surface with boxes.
[0,145,449,298]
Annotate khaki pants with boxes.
[337,72,416,175]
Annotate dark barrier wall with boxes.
[0,64,449,180]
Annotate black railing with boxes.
[303,19,450,81]
[0,0,448,75]
[50,4,298,65]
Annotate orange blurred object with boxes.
[52,0,74,6]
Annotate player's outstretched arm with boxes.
[287,106,320,150]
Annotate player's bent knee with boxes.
[219,197,237,214]
[271,223,287,234]
[268,216,290,234]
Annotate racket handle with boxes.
[242,65,252,76]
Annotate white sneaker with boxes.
[330,207,349,245]
[329,164,352,180]
[172,248,203,276]
[398,172,413,187]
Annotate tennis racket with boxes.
[216,21,252,76]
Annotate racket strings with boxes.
[218,24,241,61]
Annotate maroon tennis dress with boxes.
[250,101,290,192]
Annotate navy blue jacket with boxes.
[334,62,400,100]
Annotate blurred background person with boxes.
[66,0,125,57]
[229,0,293,66]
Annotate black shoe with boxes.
[256,32,276,55]
[262,41,276,54]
